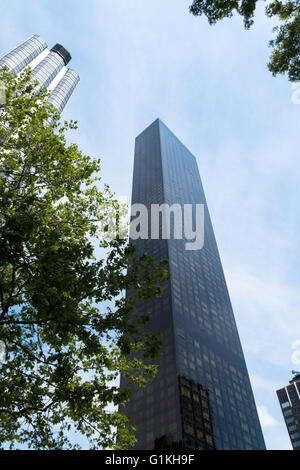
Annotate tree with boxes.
[0,68,169,450]
[189,0,300,80]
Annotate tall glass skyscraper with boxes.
[0,34,79,113]
[120,119,266,450]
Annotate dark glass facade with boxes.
[51,44,72,66]
[120,119,265,450]
[277,374,300,450]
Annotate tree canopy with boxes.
[0,68,169,449]
[190,0,300,80]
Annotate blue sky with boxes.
[1,0,300,450]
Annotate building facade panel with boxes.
[31,51,65,90]
[0,35,47,74]
[120,120,183,450]
[48,69,80,113]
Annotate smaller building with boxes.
[0,35,80,114]
[277,373,300,450]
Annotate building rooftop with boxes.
[290,373,300,384]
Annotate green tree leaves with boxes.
[267,1,300,80]
[0,69,169,449]
[190,0,300,80]
[190,0,257,28]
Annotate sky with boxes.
[1,0,299,450]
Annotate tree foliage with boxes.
[0,68,169,449]
[190,0,300,80]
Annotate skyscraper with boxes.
[120,119,265,450]
[277,373,300,450]
[0,34,79,113]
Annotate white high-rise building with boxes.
[0,34,80,113]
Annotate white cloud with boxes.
[225,266,300,367]
[257,405,280,428]
[251,374,280,393]
[257,405,292,450]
